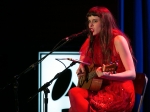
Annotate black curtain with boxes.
[119,0,150,111]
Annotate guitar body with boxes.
[77,64,103,92]
[78,76,103,91]
[77,62,118,92]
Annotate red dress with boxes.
[79,34,135,112]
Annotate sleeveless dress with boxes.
[79,33,135,112]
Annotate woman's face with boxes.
[88,15,101,36]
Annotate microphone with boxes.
[63,29,89,41]
[55,58,90,65]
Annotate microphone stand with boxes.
[13,77,19,112]
[28,61,77,112]
[0,37,74,112]
[44,88,50,112]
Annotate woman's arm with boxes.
[96,35,136,81]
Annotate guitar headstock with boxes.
[102,62,118,73]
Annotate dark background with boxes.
[0,0,148,112]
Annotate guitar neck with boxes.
[87,62,118,80]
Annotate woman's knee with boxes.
[68,87,80,96]
[69,87,88,98]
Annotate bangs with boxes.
[86,12,99,18]
[86,6,110,18]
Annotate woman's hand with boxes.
[96,67,111,77]
[76,64,86,78]
[96,67,103,77]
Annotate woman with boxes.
[68,6,136,112]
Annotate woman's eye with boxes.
[93,20,98,23]
[88,19,98,24]
[88,21,91,23]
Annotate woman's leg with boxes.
[68,87,90,112]
[68,107,73,112]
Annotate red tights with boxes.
[68,87,90,112]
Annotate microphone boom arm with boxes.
[0,29,88,112]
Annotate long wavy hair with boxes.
[85,6,135,65]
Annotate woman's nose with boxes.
[89,22,93,27]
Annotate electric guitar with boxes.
[77,62,118,92]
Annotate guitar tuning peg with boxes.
[115,60,119,64]
[110,62,113,64]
